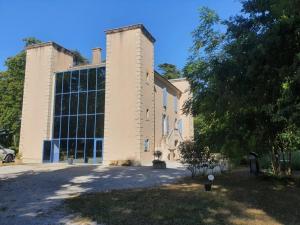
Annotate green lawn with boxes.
[65,169,300,225]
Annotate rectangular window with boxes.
[78,92,87,114]
[63,72,71,93]
[174,96,178,113]
[96,91,105,113]
[163,88,167,107]
[97,68,105,90]
[54,94,62,116]
[87,91,96,114]
[55,73,63,94]
[70,93,78,115]
[77,116,86,138]
[53,117,61,139]
[88,68,96,90]
[61,94,70,115]
[144,139,149,152]
[76,139,85,161]
[43,141,52,162]
[86,115,95,138]
[68,139,76,158]
[59,140,68,161]
[178,119,183,135]
[95,114,104,137]
[60,116,69,138]
[79,69,87,91]
[68,116,77,138]
[85,140,94,162]
[71,70,79,92]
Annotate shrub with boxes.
[153,151,162,160]
[178,140,211,178]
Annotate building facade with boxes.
[19,24,194,165]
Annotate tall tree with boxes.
[184,1,300,175]
[158,63,181,79]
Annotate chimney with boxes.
[92,47,102,65]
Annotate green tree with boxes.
[72,49,89,66]
[158,63,181,79]
[184,1,300,176]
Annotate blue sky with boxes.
[0,0,242,71]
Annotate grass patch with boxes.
[65,169,300,225]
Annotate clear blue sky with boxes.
[0,0,242,71]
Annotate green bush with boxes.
[259,151,300,171]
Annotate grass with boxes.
[65,169,300,225]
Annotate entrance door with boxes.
[52,140,60,163]
[93,139,103,164]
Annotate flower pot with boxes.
[204,182,212,191]
[68,158,74,165]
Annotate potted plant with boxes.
[152,150,166,169]
[68,156,74,165]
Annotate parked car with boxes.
[0,144,15,163]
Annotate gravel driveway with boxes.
[0,163,188,225]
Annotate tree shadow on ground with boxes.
[65,168,300,225]
[212,169,300,225]
[0,165,188,225]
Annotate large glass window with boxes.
[51,67,105,163]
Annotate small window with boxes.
[144,139,150,151]
[146,109,149,120]
[178,119,183,135]
[163,88,167,107]
[146,72,149,82]
[174,96,178,113]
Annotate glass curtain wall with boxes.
[51,67,105,163]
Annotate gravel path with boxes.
[0,163,188,225]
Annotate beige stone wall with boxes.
[103,26,155,165]
[170,78,194,140]
[19,43,73,163]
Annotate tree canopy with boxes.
[158,63,181,79]
[184,0,300,175]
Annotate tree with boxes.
[72,49,89,66]
[158,63,181,79]
[184,1,300,176]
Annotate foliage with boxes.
[184,1,300,176]
[178,140,211,177]
[158,63,181,79]
[72,49,89,66]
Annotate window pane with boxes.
[43,141,51,161]
[97,67,105,90]
[68,116,77,138]
[79,69,87,91]
[60,116,69,138]
[96,91,105,113]
[86,115,95,138]
[68,139,76,158]
[59,140,68,161]
[63,72,71,93]
[71,71,79,92]
[95,114,104,138]
[77,116,86,138]
[70,93,78,115]
[88,68,96,90]
[61,94,70,115]
[56,73,63,94]
[76,139,85,161]
[53,117,61,138]
[85,139,94,162]
[87,91,96,114]
[78,92,87,114]
[54,94,62,116]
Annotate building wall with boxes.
[170,78,194,140]
[19,43,73,163]
[103,26,155,165]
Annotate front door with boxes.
[93,139,103,164]
[52,140,60,163]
